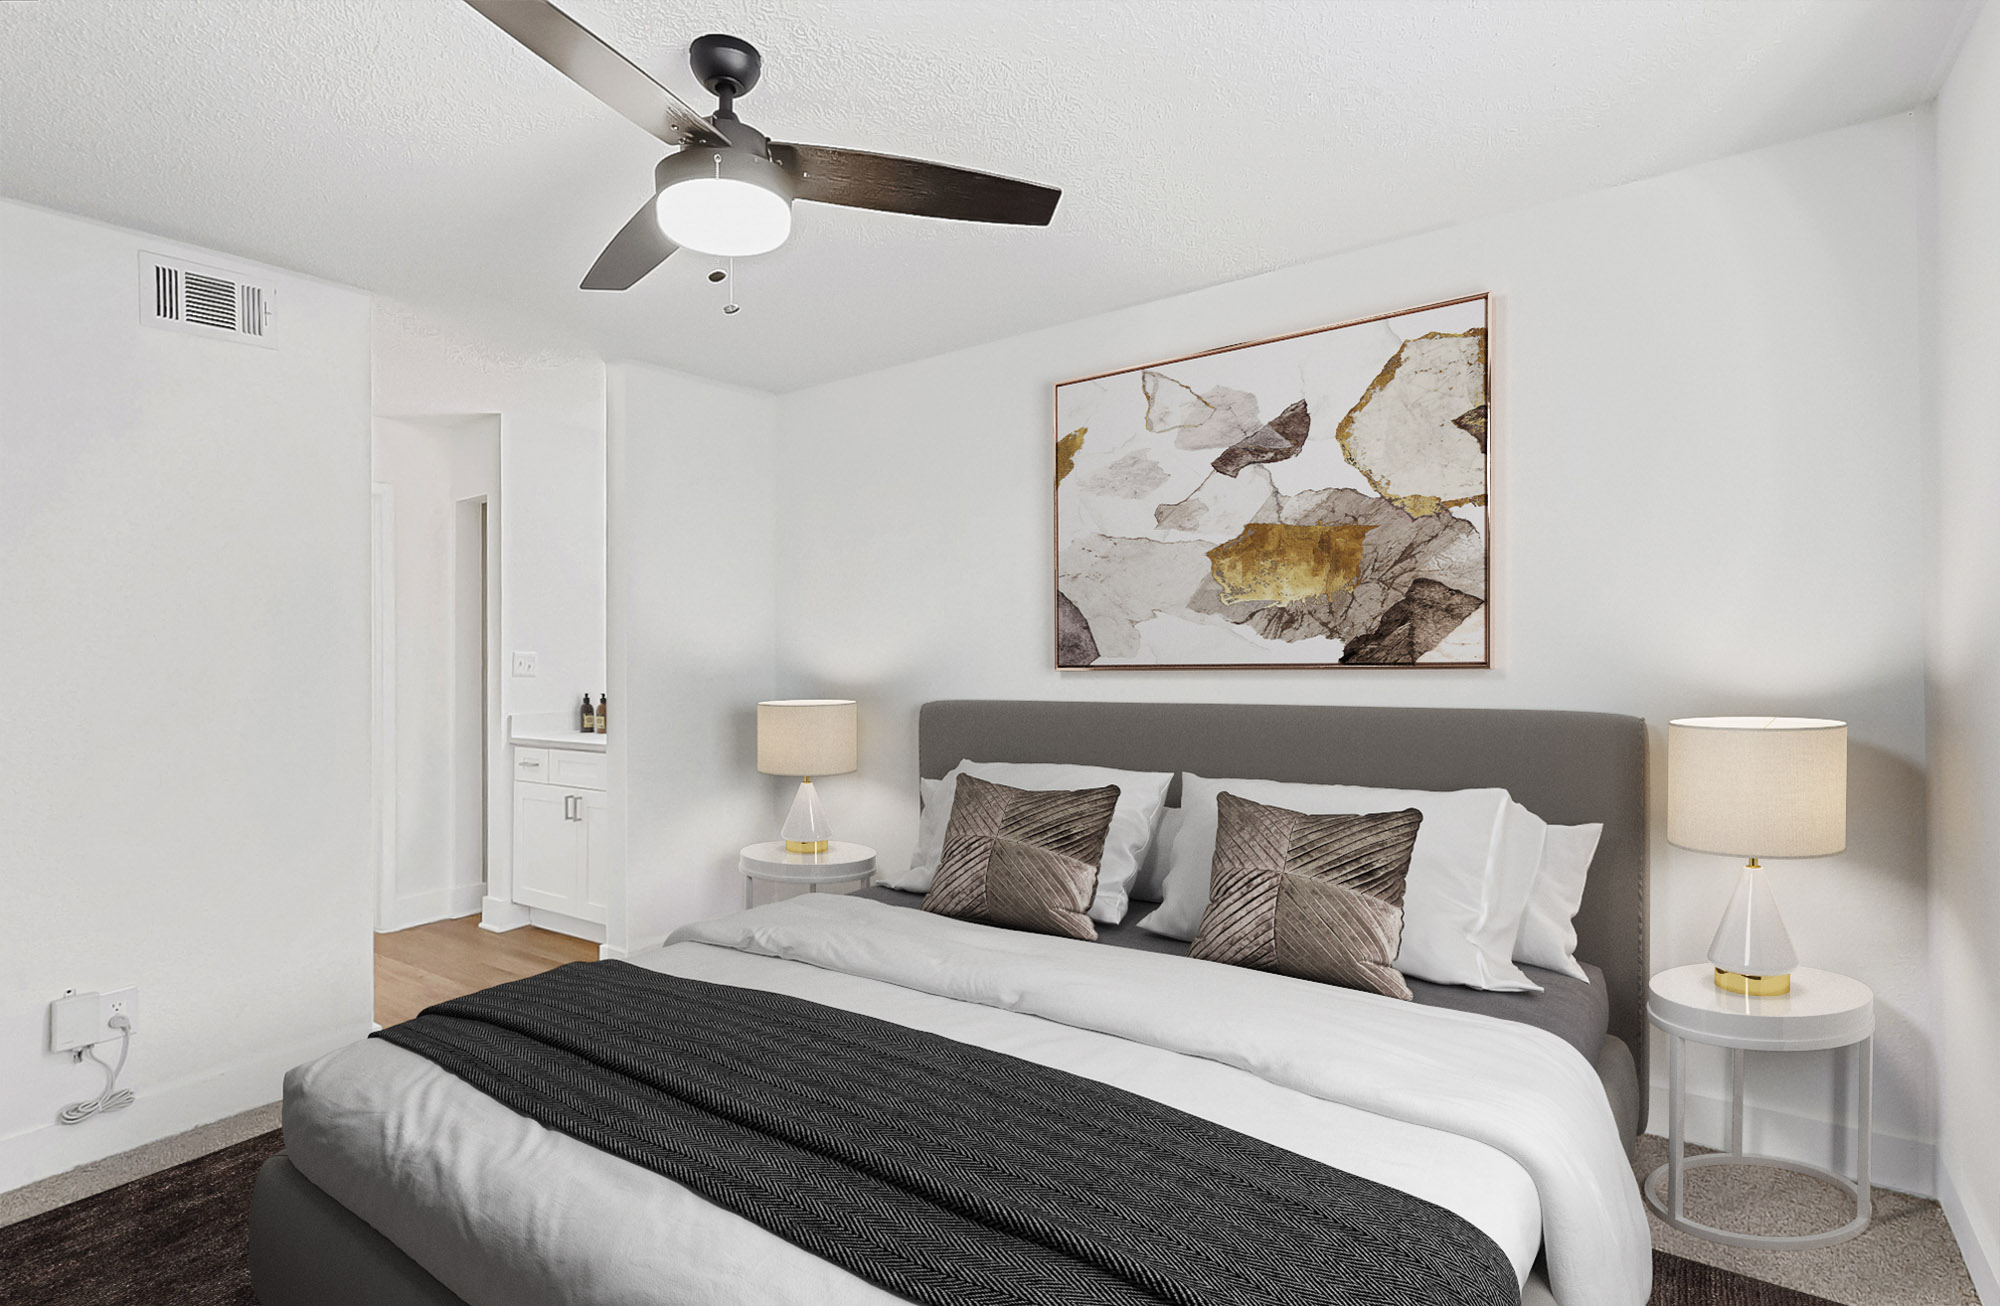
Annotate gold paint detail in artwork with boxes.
[1056,427,1086,484]
[1206,523,1378,606]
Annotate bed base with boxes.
[250,1151,1564,1306]
[249,1154,464,1306]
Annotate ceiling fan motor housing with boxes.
[654,145,794,202]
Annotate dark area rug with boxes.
[0,1130,281,1306]
[0,1128,1852,1306]
[1650,1250,1846,1305]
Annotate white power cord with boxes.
[58,1015,135,1125]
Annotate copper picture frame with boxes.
[1053,292,1491,670]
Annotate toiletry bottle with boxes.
[595,694,608,734]
[579,693,594,733]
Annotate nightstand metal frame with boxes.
[1646,1024,1873,1249]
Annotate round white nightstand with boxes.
[1645,963,1875,1249]
[738,841,876,908]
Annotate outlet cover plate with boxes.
[511,651,538,677]
[99,987,138,1042]
[50,991,99,1052]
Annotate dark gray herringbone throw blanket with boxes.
[374,960,1518,1306]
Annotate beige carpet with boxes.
[1635,1135,1981,1305]
[0,1102,281,1229]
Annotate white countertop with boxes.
[509,714,608,752]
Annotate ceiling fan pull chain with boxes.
[723,257,740,315]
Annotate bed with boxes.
[250,700,1651,1306]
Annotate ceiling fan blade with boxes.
[460,0,723,149]
[768,144,1060,226]
[581,197,677,290]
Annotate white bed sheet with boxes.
[285,896,1646,1305]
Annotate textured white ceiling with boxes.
[0,0,1975,390]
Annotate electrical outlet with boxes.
[100,988,137,1039]
[511,651,538,677]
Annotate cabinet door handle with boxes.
[566,795,578,821]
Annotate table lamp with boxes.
[757,699,858,854]
[1667,716,1847,996]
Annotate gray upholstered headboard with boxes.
[919,700,1649,1086]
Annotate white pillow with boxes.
[1130,806,1184,903]
[883,761,1173,924]
[1510,811,1603,981]
[1137,774,1545,992]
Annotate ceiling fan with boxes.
[461,0,1063,293]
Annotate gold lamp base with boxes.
[785,838,830,854]
[1714,967,1790,996]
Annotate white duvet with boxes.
[283,896,1649,1306]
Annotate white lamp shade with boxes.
[1667,717,1847,859]
[757,700,857,777]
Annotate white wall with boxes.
[372,302,606,724]
[371,414,498,930]
[605,362,778,957]
[1930,1,2000,1293]
[773,117,1936,1190]
[0,199,373,1188]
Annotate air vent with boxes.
[140,253,275,348]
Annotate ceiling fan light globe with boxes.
[655,178,791,257]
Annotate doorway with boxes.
[370,415,501,931]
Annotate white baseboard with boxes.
[377,882,486,933]
[527,908,605,943]
[1940,1157,1999,1305]
[480,896,530,931]
[599,943,630,960]
[478,900,603,942]
[0,1021,367,1194]
[1646,1082,1935,1197]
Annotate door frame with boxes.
[451,493,493,916]
[370,482,397,931]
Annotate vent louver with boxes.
[140,253,275,348]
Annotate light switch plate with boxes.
[511,651,538,677]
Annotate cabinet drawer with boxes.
[513,748,551,782]
[548,749,607,791]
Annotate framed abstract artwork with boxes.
[1054,293,1490,669]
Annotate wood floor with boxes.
[374,914,599,1027]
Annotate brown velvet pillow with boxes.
[1189,791,1422,999]
[922,774,1120,940]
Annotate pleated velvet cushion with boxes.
[1189,792,1423,999]
[923,775,1120,940]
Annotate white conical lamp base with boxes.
[1708,861,1797,994]
[781,778,832,854]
